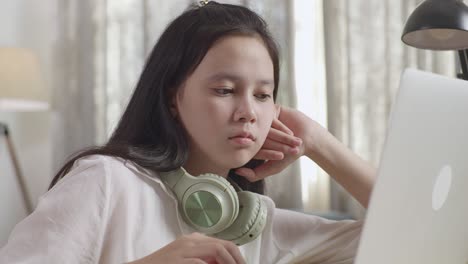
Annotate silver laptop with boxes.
[355,69,468,264]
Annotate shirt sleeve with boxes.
[271,208,363,264]
[0,155,111,264]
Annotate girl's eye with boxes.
[214,88,234,95]
[255,94,272,101]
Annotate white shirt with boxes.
[0,155,362,264]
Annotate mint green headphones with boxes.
[159,168,267,245]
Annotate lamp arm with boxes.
[457,49,468,80]
[1,121,33,213]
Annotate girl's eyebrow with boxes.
[206,72,274,88]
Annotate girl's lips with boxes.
[229,137,255,146]
[229,131,256,141]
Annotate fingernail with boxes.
[295,138,302,145]
[289,147,299,154]
[276,152,285,160]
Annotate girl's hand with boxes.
[128,232,245,264]
[249,117,303,161]
[237,106,317,181]
[239,105,376,208]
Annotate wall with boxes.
[0,0,58,245]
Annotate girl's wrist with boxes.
[303,119,327,160]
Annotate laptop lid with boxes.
[355,68,468,264]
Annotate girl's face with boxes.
[173,35,276,177]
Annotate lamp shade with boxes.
[402,0,468,50]
[0,48,49,111]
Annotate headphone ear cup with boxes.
[181,173,239,234]
[213,191,267,246]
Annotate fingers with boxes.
[251,122,301,161]
[139,232,245,264]
[262,138,300,155]
[236,160,286,182]
[268,127,302,147]
[185,243,236,264]
[252,149,284,161]
[189,233,245,264]
[237,109,304,181]
[234,167,256,181]
[249,161,286,180]
[258,126,301,159]
[182,259,208,264]
[271,118,293,135]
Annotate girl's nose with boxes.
[233,99,257,123]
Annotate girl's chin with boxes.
[226,156,256,169]
[212,149,259,171]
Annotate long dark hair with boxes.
[49,1,280,194]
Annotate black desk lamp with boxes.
[402,0,468,80]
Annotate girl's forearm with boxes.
[305,122,377,208]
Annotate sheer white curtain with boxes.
[293,0,330,212]
[94,0,191,143]
[52,0,98,170]
[323,0,456,219]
